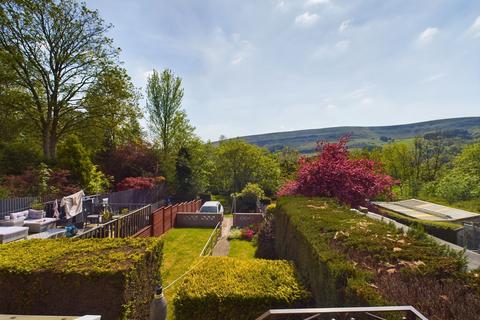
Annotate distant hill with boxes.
[237,117,480,154]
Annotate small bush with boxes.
[0,238,163,320]
[174,257,310,320]
[237,183,265,212]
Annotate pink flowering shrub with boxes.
[241,228,255,241]
[278,136,397,207]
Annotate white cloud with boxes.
[231,56,243,65]
[421,73,446,83]
[305,0,330,6]
[295,12,319,26]
[338,19,350,33]
[361,98,373,105]
[275,0,287,12]
[311,40,350,59]
[418,27,439,44]
[326,103,337,109]
[467,16,480,38]
[335,40,350,51]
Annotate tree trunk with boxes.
[42,128,51,161]
[49,134,57,161]
[41,127,58,161]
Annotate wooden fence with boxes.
[76,199,202,239]
[146,200,202,237]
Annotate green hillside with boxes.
[239,117,480,154]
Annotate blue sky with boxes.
[86,0,480,141]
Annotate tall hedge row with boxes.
[274,196,480,319]
[174,256,310,320]
[0,238,163,320]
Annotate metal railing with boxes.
[255,306,428,320]
[74,205,151,239]
[199,220,222,256]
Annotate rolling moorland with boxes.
[238,117,480,153]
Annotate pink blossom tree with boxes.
[278,136,397,206]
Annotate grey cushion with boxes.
[10,210,29,220]
[28,209,45,219]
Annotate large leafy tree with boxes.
[81,66,142,152]
[211,139,281,195]
[145,69,194,180]
[0,0,118,160]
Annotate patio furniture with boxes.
[1,210,29,227]
[4,209,58,233]
[24,217,57,233]
[27,228,66,239]
[0,226,29,244]
[0,217,25,227]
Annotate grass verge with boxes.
[228,239,256,259]
[161,228,214,319]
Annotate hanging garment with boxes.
[60,190,85,219]
[53,199,60,219]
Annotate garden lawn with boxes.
[161,228,214,319]
[228,239,256,259]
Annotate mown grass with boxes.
[161,228,214,319]
[228,239,256,259]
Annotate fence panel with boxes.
[107,184,166,207]
[75,200,200,239]
[0,196,40,220]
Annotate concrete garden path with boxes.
[212,217,232,256]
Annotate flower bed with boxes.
[174,256,310,320]
[0,238,163,320]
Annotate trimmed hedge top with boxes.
[174,256,310,320]
[275,196,480,319]
[278,196,465,275]
[0,238,163,274]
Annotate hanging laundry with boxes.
[60,190,85,219]
[53,199,60,219]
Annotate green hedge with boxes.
[378,207,462,243]
[0,238,163,320]
[274,196,480,319]
[174,256,310,320]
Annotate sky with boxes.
[85,0,480,141]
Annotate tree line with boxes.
[0,0,296,200]
[351,135,480,209]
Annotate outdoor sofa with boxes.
[0,226,29,244]
[0,209,57,233]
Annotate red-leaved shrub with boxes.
[278,136,397,206]
[116,177,156,191]
[1,169,79,199]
